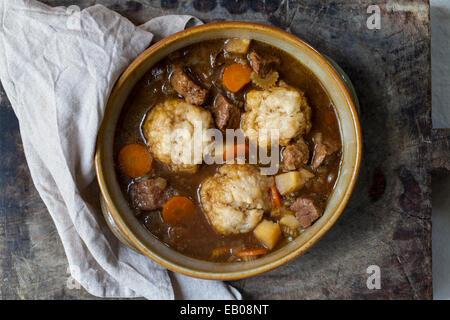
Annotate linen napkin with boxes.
[431,0,450,128]
[0,0,241,300]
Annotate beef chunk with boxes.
[248,51,280,78]
[168,225,189,252]
[311,142,339,171]
[170,66,208,105]
[311,141,328,171]
[130,177,173,211]
[281,138,310,171]
[211,94,241,131]
[290,198,322,228]
[311,133,339,171]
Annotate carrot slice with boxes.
[270,184,282,208]
[223,143,249,162]
[236,248,268,258]
[117,144,152,178]
[222,63,252,92]
[162,196,195,226]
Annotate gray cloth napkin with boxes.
[0,0,241,300]
[431,0,450,128]
[431,0,450,300]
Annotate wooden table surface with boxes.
[1,0,447,300]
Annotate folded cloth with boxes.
[0,0,241,300]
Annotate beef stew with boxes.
[113,38,342,262]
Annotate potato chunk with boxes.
[253,219,282,250]
[270,206,293,220]
[225,38,251,54]
[299,168,315,180]
[275,169,315,195]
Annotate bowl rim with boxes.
[95,21,362,280]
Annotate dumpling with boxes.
[242,84,312,148]
[199,164,273,235]
[142,98,214,173]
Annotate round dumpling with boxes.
[142,98,214,173]
[199,164,273,235]
[241,84,312,148]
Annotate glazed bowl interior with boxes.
[95,22,362,280]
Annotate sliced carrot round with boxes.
[162,196,195,226]
[117,144,152,178]
[222,63,252,92]
[236,248,268,258]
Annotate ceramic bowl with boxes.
[95,22,362,280]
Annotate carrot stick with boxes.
[223,143,249,162]
[117,144,152,178]
[270,184,282,207]
[236,248,268,258]
[222,63,252,92]
[162,196,195,226]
